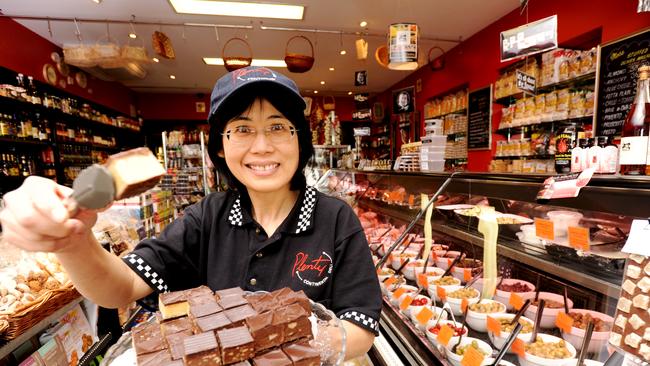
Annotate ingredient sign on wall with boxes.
[467,85,492,150]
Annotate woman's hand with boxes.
[0,176,98,253]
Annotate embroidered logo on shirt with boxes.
[292,251,333,287]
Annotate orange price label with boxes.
[555,311,574,333]
[415,307,434,325]
[447,258,453,267]
[568,226,590,251]
[437,324,454,347]
[461,298,469,313]
[535,218,555,241]
[461,344,485,366]
[432,251,439,261]
[408,194,415,206]
[509,292,525,310]
[487,316,501,337]
[463,268,472,282]
[384,276,397,287]
[511,338,526,357]
[436,286,447,301]
[392,287,407,300]
[417,273,429,288]
[400,295,414,311]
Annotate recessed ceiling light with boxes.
[329,67,335,71]
[340,50,347,55]
[314,90,318,94]
[320,81,325,85]
[348,91,353,95]
[169,75,176,79]
[152,57,160,63]
[92,0,102,3]
[129,33,137,39]
[169,0,304,20]
[360,21,368,27]
[203,57,287,67]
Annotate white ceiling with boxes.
[1,0,519,95]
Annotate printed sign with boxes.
[516,70,536,93]
[501,15,558,61]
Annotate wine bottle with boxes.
[620,65,650,175]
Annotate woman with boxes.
[0,67,381,359]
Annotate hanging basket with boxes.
[92,35,123,69]
[122,37,150,64]
[374,45,389,68]
[284,35,315,73]
[152,31,175,59]
[222,37,253,72]
[323,96,336,110]
[428,46,446,71]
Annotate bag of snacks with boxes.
[556,89,570,120]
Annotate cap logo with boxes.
[232,67,277,84]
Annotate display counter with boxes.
[316,169,649,366]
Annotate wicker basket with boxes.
[122,38,150,64]
[375,45,389,68]
[284,35,314,73]
[428,46,445,71]
[222,38,253,72]
[0,283,80,340]
[93,35,122,69]
[63,44,97,67]
[152,31,175,60]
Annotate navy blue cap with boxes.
[208,66,306,124]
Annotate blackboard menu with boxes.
[467,85,492,150]
[596,28,650,137]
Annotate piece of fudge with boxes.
[165,330,193,360]
[132,322,167,355]
[246,311,283,352]
[282,340,320,366]
[217,326,255,364]
[246,293,278,313]
[252,349,293,366]
[218,294,249,310]
[188,285,215,298]
[161,316,193,337]
[183,332,222,366]
[189,297,223,319]
[136,349,181,366]
[105,147,166,200]
[215,287,245,299]
[273,303,312,342]
[276,289,311,313]
[225,304,258,328]
[194,312,232,333]
[159,290,190,320]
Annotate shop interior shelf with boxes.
[493,155,554,160]
[494,116,593,135]
[425,108,468,120]
[0,136,51,147]
[536,72,596,94]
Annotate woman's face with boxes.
[221,98,300,194]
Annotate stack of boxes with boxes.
[396,142,421,171]
[420,119,446,172]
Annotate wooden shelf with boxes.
[494,116,593,135]
[0,136,51,147]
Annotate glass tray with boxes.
[101,300,346,366]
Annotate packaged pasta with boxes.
[569,91,586,118]
[544,91,558,121]
[584,91,595,116]
[556,88,570,120]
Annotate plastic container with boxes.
[487,313,535,353]
[465,299,507,332]
[421,160,445,172]
[493,278,536,311]
[445,337,493,366]
[522,292,574,329]
[518,333,577,366]
[388,284,418,307]
[560,309,613,354]
[425,319,468,347]
[547,211,584,237]
[421,135,447,146]
[412,306,448,331]
[446,288,481,316]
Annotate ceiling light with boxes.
[152,57,160,63]
[169,75,176,79]
[314,90,318,94]
[92,0,102,3]
[348,91,353,95]
[320,81,325,85]
[340,50,347,55]
[169,0,304,20]
[329,67,335,71]
[129,33,137,39]
[203,58,287,67]
[360,21,368,27]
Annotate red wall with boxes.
[377,0,650,172]
[0,17,136,115]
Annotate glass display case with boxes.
[315,169,650,366]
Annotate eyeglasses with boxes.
[222,122,299,145]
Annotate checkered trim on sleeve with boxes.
[228,197,243,226]
[295,186,317,234]
[123,253,169,293]
[339,311,379,334]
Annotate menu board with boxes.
[595,28,650,137]
[467,85,492,150]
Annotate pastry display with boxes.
[131,286,319,365]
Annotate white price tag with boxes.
[622,220,650,256]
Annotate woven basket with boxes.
[63,44,97,68]
[222,37,252,72]
[0,283,80,340]
[284,36,314,73]
[375,45,389,68]
[122,38,150,64]
[428,46,445,71]
[93,35,122,69]
[152,31,175,60]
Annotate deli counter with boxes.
[315,169,650,366]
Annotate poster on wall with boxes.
[392,86,415,114]
[595,27,650,137]
[467,85,493,150]
[500,15,557,62]
[354,70,367,86]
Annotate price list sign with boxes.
[467,85,493,151]
[500,15,558,62]
[596,28,650,137]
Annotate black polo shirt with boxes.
[122,186,382,335]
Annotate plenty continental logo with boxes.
[232,67,277,83]
[291,251,333,287]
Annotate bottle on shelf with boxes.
[620,65,650,175]
[0,114,10,138]
[586,138,600,171]
[555,123,584,174]
[598,136,618,174]
[571,138,588,173]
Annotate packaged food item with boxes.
[555,123,583,174]
[584,91,595,116]
[569,91,586,118]
[559,57,570,81]
[525,97,537,121]
[569,52,582,79]
[580,49,596,75]
[556,88,570,120]
[515,99,526,124]
[534,94,546,121]
[544,91,557,121]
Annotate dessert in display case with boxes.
[315,169,649,366]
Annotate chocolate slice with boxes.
[246,311,283,351]
[165,330,192,360]
[230,362,252,366]
[194,312,232,333]
[282,340,320,366]
[188,285,215,298]
[217,326,255,364]
[252,349,292,366]
[273,303,312,342]
[218,294,249,310]
[182,332,222,366]
[132,322,166,355]
[159,290,190,320]
[247,293,278,313]
[136,349,173,366]
[215,287,245,299]
[161,316,192,336]
[189,298,223,319]
[276,289,311,313]
[225,304,258,328]
[160,290,189,305]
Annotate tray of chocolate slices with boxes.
[101,286,345,366]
